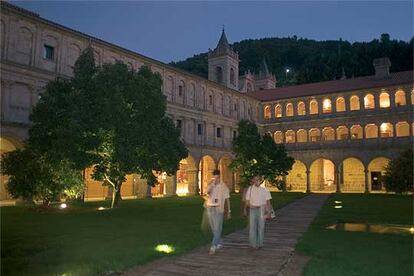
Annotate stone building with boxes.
[0,2,412,203]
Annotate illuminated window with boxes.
[275,105,282,118]
[322,127,335,141]
[350,96,360,111]
[365,124,378,139]
[297,101,306,116]
[380,123,393,137]
[396,121,409,137]
[286,103,294,116]
[297,129,307,143]
[336,126,349,140]
[379,92,390,108]
[322,99,332,113]
[309,128,321,142]
[274,131,283,144]
[264,105,271,119]
[336,97,345,112]
[411,90,414,105]
[395,90,406,106]
[351,125,363,139]
[364,94,375,109]
[310,100,318,114]
[286,130,295,143]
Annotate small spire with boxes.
[216,27,230,50]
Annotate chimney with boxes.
[373,57,391,79]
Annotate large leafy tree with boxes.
[28,47,188,208]
[383,149,413,194]
[230,120,294,188]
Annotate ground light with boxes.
[60,203,67,209]
[98,207,106,211]
[155,244,175,254]
[334,205,343,209]
[334,201,342,204]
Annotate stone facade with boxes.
[0,2,412,203]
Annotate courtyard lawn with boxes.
[296,193,413,276]
[1,192,305,276]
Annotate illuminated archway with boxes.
[264,105,271,119]
[368,157,390,191]
[310,158,335,192]
[275,104,282,118]
[286,160,307,191]
[336,97,346,112]
[176,155,197,195]
[380,123,393,137]
[322,127,335,141]
[0,136,23,201]
[219,155,233,191]
[199,155,216,195]
[297,129,307,143]
[396,121,409,137]
[364,94,375,109]
[395,90,406,106]
[350,96,360,111]
[337,126,348,140]
[322,99,332,113]
[341,157,365,192]
[286,103,294,116]
[365,124,378,139]
[285,130,295,143]
[379,92,390,108]
[297,101,306,115]
[310,100,318,114]
[309,128,321,142]
[274,131,283,144]
[351,125,363,139]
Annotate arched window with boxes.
[322,127,335,141]
[285,130,295,143]
[309,128,321,142]
[322,99,332,113]
[264,105,271,119]
[230,68,235,85]
[365,124,378,139]
[247,83,252,92]
[336,97,345,112]
[395,90,406,106]
[364,94,375,109]
[275,104,282,118]
[297,101,306,115]
[379,92,390,108]
[411,90,414,105]
[351,125,363,139]
[310,100,318,114]
[274,131,283,144]
[216,66,223,84]
[286,103,294,116]
[380,123,393,137]
[350,96,360,111]
[297,129,307,143]
[336,126,349,140]
[396,121,409,137]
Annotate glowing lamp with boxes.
[334,205,343,209]
[409,227,414,234]
[334,201,342,204]
[60,203,67,209]
[155,244,174,254]
[98,207,105,211]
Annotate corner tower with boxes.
[208,29,239,90]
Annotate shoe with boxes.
[208,246,216,255]
[216,244,223,250]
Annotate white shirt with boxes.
[245,185,271,207]
[206,181,230,212]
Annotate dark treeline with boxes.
[170,34,413,87]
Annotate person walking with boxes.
[244,175,272,249]
[205,169,231,255]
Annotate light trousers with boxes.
[207,207,224,247]
[249,207,265,248]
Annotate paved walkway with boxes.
[124,194,329,276]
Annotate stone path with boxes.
[123,194,329,276]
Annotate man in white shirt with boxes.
[205,169,231,255]
[244,175,272,249]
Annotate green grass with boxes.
[1,192,305,276]
[296,194,413,276]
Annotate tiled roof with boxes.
[248,70,413,101]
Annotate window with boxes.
[264,105,271,119]
[310,100,318,114]
[209,95,213,105]
[216,67,223,83]
[297,101,306,116]
[379,92,390,108]
[275,105,282,118]
[380,123,393,137]
[233,130,237,138]
[285,130,295,143]
[234,103,237,111]
[364,94,375,109]
[365,124,378,139]
[322,99,332,113]
[286,103,294,116]
[43,45,54,60]
[395,90,406,106]
[274,131,283,144]
[216,127,222,138]
[297,129,307,143]
[396,121,409,137]
[309,128,321,142]
[336,97,346,112]
[176,120,182,134]
[197,124,203,135]
[350,96,360,111]
[351,125,363,139]
[336,126,349,140]
[178,85,183,97]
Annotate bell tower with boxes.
[208,29,239,90]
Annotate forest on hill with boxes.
[170,34,413,87]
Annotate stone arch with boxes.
[219,155,234,191]
[396,121,409,137]
[322,127,335,141]
[310,158,336,192]
[176,155,197,195]
[264,105,271,119]
[380,122,393,137]
[350,95,360,111]
[16,26,33,65]
[215,93,223,115]
[177,80,185,104]
[285,130,295,143]
[364,93,375,109]
[275,104,282,118]
[286,159,307,191]
[395,90,406,106]
[297,101,306,115]
[198,87,205,109]
[310,99,318,114]
[340,157,365,192]
[351,125,363,139]
[165,76,173,102]
[199,155,216,195]
[336,97,346,112]
[274,131,283,144]
[336,126,349,140]
[365,124,378,139]
[322,98,332,113]
[187,83,195,107]
[368,157,390,191]
[297,129,307,143]
[309,128,321,142]
[67,43,81,71]
[286,103,294,116]
[9,83,31,123]
[379,92,390,108]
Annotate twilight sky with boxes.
[12,1,413,63]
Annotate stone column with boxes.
[306,170,311,193]
[364,169,370,193]
[195,164,200,195]
[390,91,396,109]
[336,165,341,193]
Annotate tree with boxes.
[230,120,294,189]
[1,147,84,206]
[28,47,188,208]
[383,149,413,194]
